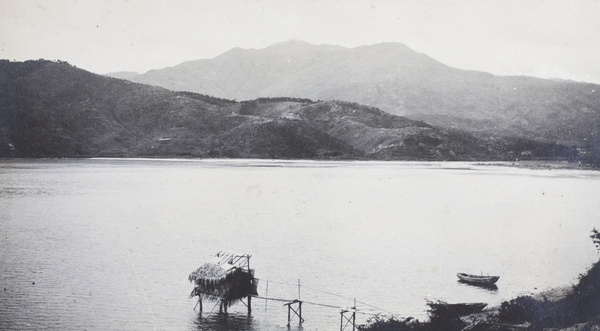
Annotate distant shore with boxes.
[478,160,599,170]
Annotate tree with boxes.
[591,228,600,250]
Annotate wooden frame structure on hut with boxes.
[189,252,257,314]
[214,252,253,313]
[214,251,251,270]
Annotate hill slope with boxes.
[113,40,600,159]
[0,60,576,161]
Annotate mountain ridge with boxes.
[108,40,600,158]
[1,59,578,161]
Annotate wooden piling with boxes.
[340,309,357,331]
[284,300,304,326]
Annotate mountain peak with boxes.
[350,42,424,58]
[363,41,411,50]
[269,39,314,48]
[218,40,318,56]
[264,40,346,53]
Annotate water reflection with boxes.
[457,281,499,292]
[192,310,308,331]
[193,312,255,331]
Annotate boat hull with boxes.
[427,301,487,318]
[457,273,499,285]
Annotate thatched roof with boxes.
[189,253,258,307]
[189,262,234,282]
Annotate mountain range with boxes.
[0,59,576,161]
[109,40,600,159]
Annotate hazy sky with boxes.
[2,0,600,83]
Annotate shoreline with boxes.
[1,157,598,170]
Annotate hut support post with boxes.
[284,300,304,326]
[241,296,252,315]
[248,296,251,314]
[219,301,228,314]
[246,254,252,315]
[265,281,268,312]
[240,296,252,314]
[340,310,356,331]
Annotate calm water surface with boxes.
[1,159,599,330]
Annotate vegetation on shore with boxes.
[359,229,600,330]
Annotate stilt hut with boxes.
[189,252,258,312]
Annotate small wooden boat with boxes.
[457,273,499,285]
[427,300,487,318]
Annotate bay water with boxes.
[1,159,599,330]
